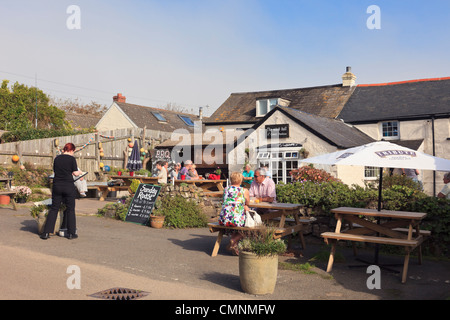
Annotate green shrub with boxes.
[153,195,207,228]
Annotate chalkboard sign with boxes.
[125,183,161,225]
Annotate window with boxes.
[256,149,300,184]
[364,166,378,180]
[152,112,167,122]
[256,98,278,117]
[179,115,195,127]
[381,121,399,139]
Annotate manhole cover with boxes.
[89,287,149,300]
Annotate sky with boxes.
[0,0,449,116]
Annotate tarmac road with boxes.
[1,199,449,303]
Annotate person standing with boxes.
[41,143,82,240]
[242,164,254,186]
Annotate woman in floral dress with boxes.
[218,172,250,254]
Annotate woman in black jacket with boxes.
[41,143,82,240]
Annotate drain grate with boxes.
[89,287,149,300]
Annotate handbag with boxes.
[245,210,263,228]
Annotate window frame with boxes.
[256,98,279,117]
[178,115,195,127]
[152,112,167,122]
[380,121,400,140]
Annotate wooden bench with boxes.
[321,232,423,247]
[0,191,17,210]
[321,231,426,283]
[207,222,285,257]
[270,217,313,249]
[203,191,223,198]
[96,185,130,201]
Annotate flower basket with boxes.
[14,186,31,203]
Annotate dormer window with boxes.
[256,98,278,117]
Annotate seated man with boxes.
[437,172,450,199]
[248,167,276,203]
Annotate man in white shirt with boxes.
[437,172,450,199]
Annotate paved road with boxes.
[1,199,449,303]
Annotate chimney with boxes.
[342,66,357,87]
[198,106,203,121]
[113,93,126,103]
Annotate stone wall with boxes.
[157,184,221,219]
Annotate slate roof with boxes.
[206,84,356,124]
[339,77,450,123]
[114,102,203,133]
[66,113,102,129]
[252,106,375,149]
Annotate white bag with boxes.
[245,210,263,228]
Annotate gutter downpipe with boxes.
[431,115,436,196]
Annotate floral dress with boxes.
[218,186,246,227]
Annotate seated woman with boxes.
[189,164,200,180]
[218,172,250,255]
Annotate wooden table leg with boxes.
[327,240,337,272]
[402,248,411,284]
[11,198,17,211]
[211,230,224,257]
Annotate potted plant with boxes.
[149,198,165,228]
[237,227,287,295]
[14,185,32,203]
[30,201,65,235]
[128,179,141,195]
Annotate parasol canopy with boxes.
[127,140,143,172]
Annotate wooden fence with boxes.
[0,128,173,181]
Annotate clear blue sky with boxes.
[0,0,449,116]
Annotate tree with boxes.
[0,80,68,130]
[50,96,107,116]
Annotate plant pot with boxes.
[0,195,10,205]
[16,197,27,204]
[36,210,63,235]
[239,251,279,295]
[150,215,165,229]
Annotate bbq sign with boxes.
[375,150,417,159]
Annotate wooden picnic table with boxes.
[249,201,309,248]
[93,175,160,201]
[321,207,429,283]
[107,175,159,186]
[0,177,17,210]
[173,179,227,192]
[208,201,311,257]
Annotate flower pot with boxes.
[36,210,63,235]
[0,195,10,205]
[150,215,165,229]
[239,251,279,295]
[16,197,27,204]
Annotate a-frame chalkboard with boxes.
[125,183,161,225]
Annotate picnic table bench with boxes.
[321,207,429,283]
[0,177,17,210]
[208,202,312,257]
